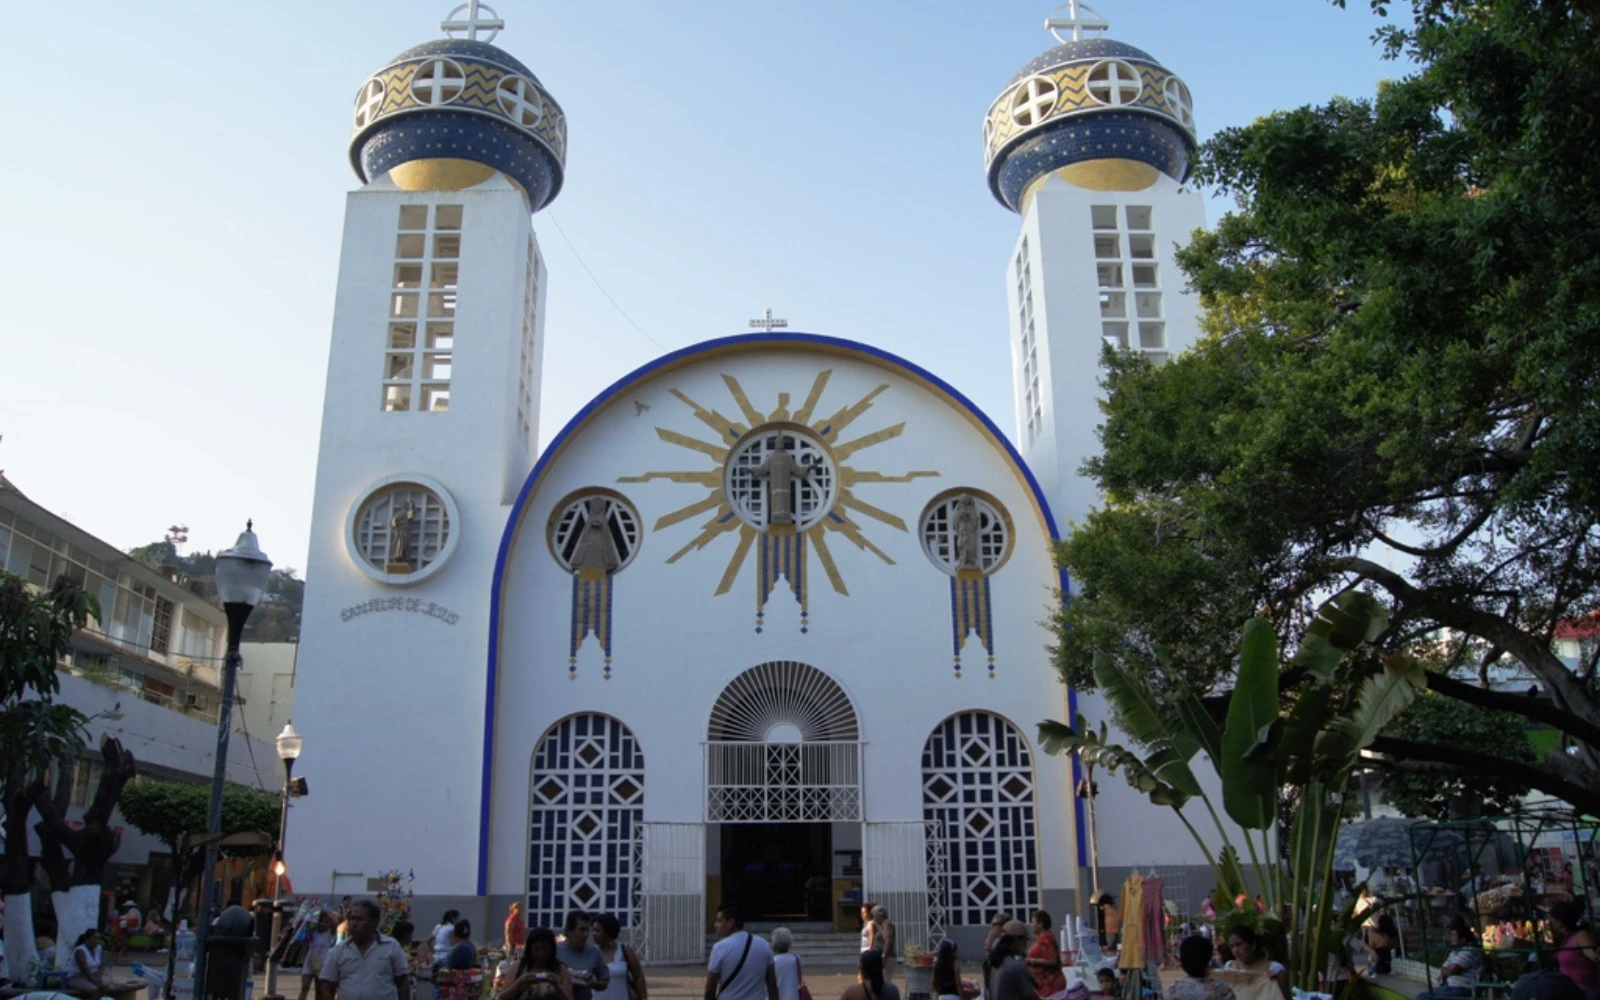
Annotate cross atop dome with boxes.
[1045,0,1110,43]
[441,0,504,43]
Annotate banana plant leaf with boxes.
[1221,618,1279,830]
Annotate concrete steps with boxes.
[708,924,865,967]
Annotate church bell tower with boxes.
[985,1,1206,522]
[290,2,567,897]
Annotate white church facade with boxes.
[289,1,1223,958]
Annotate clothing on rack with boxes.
[1141,877,1167,969]
[1118,874,1145,971]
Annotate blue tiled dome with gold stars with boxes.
[984,7,1196,212]
[348,10,566,212]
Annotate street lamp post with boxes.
[193,522,272,997]
[265,723,303,999]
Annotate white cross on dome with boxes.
[1045,0,1110,43]
[441,0,505,43]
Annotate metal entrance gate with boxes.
[635,822,705,965]
[863,820,947,953]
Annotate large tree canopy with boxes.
[1052,0,1600,811]
[119,780,281,855]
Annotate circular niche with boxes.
[919,488,1014,576]
[547,489,642,574]
[346,474,460,585]
[723,426,838,531]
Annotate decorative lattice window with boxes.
[922,712,1040,927]
[548,492,642,573]
[1086,60,1141,106]
[1009,75,1059,128]
[724,429,837,530]
[1015,238,1041,440]
[920,491,1012,576]
[385,204,460,413]
[497,75,544,127]
[349,480,455,583]
[150,597,174,655]
[410,58,465,106]
[1163,75,1194,129]
[354,78,386,129]
[528,713,644,931]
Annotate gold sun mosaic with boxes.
[619,370,939,632]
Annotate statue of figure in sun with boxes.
[953,494,982,571]
[752,435,814,526]
[388,498,419,566]
[570,497,620,573]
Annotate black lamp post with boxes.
[265,722,302,998]
[193,521,271,995]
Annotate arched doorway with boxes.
[527,713,645,932]
[705,661,861,920]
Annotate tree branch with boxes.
[1332,557,1600,737]
[1370,735,1600,814]
[1425,672,1600,749]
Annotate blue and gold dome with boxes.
[348,10,566,212]
[984,7,1196,213]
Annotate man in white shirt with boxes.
[704,906,777,1000]
[317,900,410,1000]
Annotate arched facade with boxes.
[922,711,1040,926]
[527,713,645,930]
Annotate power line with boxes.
[544,209,668,352]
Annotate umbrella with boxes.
[1334,816,1467,869]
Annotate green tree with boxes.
[1377,696,1536,820]
[130,539,304,641]
[1052,0,1600,812]
[118,780,281,856]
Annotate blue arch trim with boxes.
[477,331,1084,894]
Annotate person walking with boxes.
[1026,910,1065,997]
[592,914,646,1000]
[704,905,777,1000]
[841,951,900,1000]
[317,899,411,1000]
[988,920,1038,1000]
[298,910,338,1000]
[771,928,802,1000]
[557,911,610,1000]
[1168,935,1236,1000]
[861,905,878,955]
[871,908,898,985]
[498,927,574,1000]
[507,904,528,959]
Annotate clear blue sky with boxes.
[0,0,1401,572]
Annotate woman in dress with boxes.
[840,950,901,1000]
[1223,926,1290,1000]
[1168,935,1236,1000]
[507,903,529,959]
[771,927,802,1000]
[593,914,646,1000]
[1027,910,1066,997]
[298,909,338,1000]
[498,927,574,1000]
[68,928,109,999]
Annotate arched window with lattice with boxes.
[921,711,1039,926]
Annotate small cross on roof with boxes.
[441,0,505,43]
[1045,0,1110,43]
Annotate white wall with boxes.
[289,172,538,898]
[1010,173,1220,871]
[484,346,1080,904]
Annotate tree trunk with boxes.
[3,892,38,982]
[51,884,104,970]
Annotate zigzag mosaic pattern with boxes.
[984,61,1190,167]
[359,59,567,162]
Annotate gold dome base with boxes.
[1021,159,1160,213]
[387,158,500,192]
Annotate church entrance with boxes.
[719,822,833,921]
